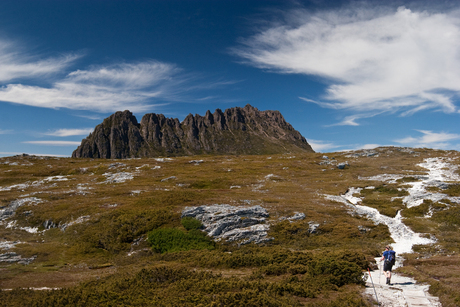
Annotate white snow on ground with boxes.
[326,157,460,254]
[5,220,40,233]
[403,157,460,208]
[325,191,434,254]
[358,174,403,183]
[327,156,460,305]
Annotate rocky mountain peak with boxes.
[72,104,314,158]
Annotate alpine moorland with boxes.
[1,147,459,306]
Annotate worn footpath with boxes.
[365,257,441,307]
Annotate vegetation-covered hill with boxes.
[1,147,459,306]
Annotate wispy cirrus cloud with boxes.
[0,36,232,113]
[23,141,82,146]
[43,128,94,137]
[307,139,341,152]
[0,38,80,82]
[235,5,460,121]
[0,61,185,113]
[394,130,460,149]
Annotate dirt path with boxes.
[365,257,441,306]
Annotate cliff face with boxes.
[72,104,314,158]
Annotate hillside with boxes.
[1,147,460,306]
[72,104,314,158]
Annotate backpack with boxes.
[388,250,396,265]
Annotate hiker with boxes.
[380,245,396,285]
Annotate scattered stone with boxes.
[135,164,149,170]
[43,219,57,230]
[102,172,134,183]
[60,215,91,231]
[189,160,204,164]
[337,162,349,169]
[0,241,21,251]
[181,204,272,245]
[0,252,36,265]
[358,226,371,233]
[288,212,306,221]
[308,222,320,234]
[161,176,176,182]
[154,158,173,162]
[0,197,43,221]
[108,162,126,169]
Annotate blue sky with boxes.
[1,0,460,157]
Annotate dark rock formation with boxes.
[72,104,314,158]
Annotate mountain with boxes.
[72,104,314,158]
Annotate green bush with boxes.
[147,228,215,253]
[68,208,176,254]
[181,217,202,230]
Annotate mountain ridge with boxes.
[72,104,314,158]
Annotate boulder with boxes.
[182,204,272,245]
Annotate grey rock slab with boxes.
[0,252,36,265]
[0,197,43,221]
[182,204,272,245]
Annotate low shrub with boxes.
[68,208,176,255]
[181,217,202,230]
[147,228,215,253]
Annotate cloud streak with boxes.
[0,38,80,82]
[235,5,460,118]
[307,139,340,152]
[394,130,460,149]
[0,61,185,113]
[23,141,82,146]
[44,128,94,137]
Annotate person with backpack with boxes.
[380,245,396,285]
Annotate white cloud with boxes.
[23,141,82,146]
[307,139,340,152]
[0,129,13,134]
[359,144,380,150]
[394,130,460,148]
[235,5,460,117]
[0,38,79,82]
[44,128,93,137]
[0,61,183,113]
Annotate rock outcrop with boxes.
[72,104,314,158]
[181,204,273,245]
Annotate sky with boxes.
[1,0,460,157]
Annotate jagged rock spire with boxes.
[72,105,314,158]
